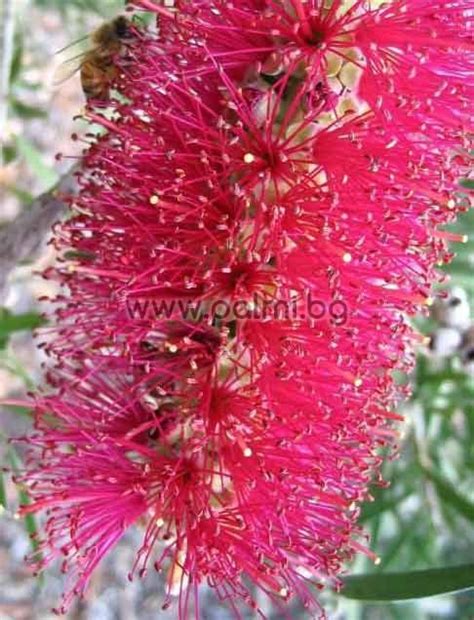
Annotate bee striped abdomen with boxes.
[80,50,120,100]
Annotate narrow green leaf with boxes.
[421,466,474,522]
[459,179,474,190]
[0,309,45,341]
[7,448,40,554]
[341,564,474,600]
[10,98,47,120]
[4,404,33,417]
[359,490,410,523]
[2,143,17,164]
[16,488,40,552]
[63,249,97,261]
[0,470,7,509]
[9,37,24,84]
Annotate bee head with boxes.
[114,16,131,39]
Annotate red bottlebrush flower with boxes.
[18,445,149,615]
[18,0,472,617]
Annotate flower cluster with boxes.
[18,0,472,616]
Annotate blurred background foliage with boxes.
[0,0,473,618]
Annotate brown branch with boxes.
[0,167,78,302]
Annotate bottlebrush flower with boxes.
[16,0,472,617]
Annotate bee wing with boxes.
[52,52,87,87]
[51,32,92,88]
[55,34,89,56]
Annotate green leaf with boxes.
[17,488,40,552]
[2,402,33,417]
[10,98,47,120]
[421,466,474,522]
[459,179,474,190]
[0,470,7,510]
[7,448,40,554]
[2,143,17,165]
[0,309,45,343]
[359,489,411,523]
[9,36,24,84]
[63,249,97,261]
[341,564,474,600]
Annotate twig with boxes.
[0,0,16,166]
[0,167,78,303]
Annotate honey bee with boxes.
[55,16,132,101]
